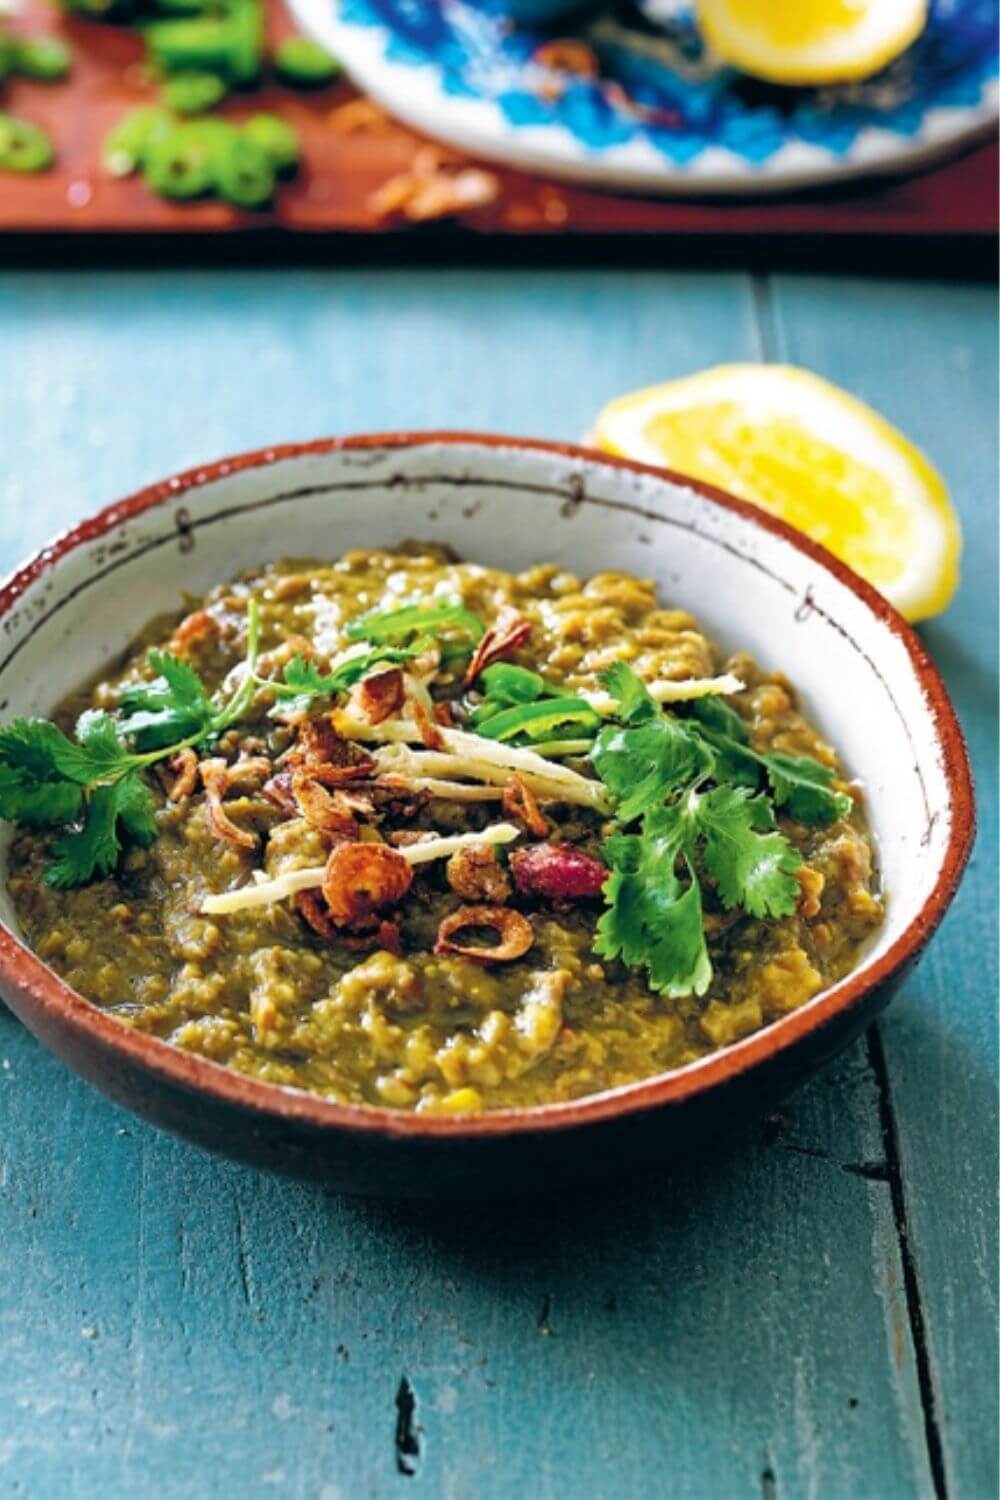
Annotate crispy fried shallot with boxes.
[411,698,445,751]
[340,920,403,957]
[297,894,402,954]
[199,758,258,851]
[464,607,532,686]
[296,889,338,940]
[446,845,512,904]
[287,717,346,768]
[357,667,406,725]
[262,771,297,816]
[291,769,362,839]
[434,905,533,964]
[168,609,219,657]
[224,756,272,789]
[369,146,500,224]
[502,775,549,838]
[168,747,199,802]
[321,842,413,929]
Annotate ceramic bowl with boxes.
[0,434,973,1197]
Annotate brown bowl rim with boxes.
[0,431,975,1142]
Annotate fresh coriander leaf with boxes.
[762,752,852,825]
[114,771,158,847]
[591,714,713,823]
[44,771,159,888]
[345,599,485,647]
[0,717,97,785]
[598,661,657,725]
[45,783,123,888]
[118,653,216,751]
[280,654,340,699]
[689,694,749,744]
[272,645,417,712]
[595,813,711,997]
[694,785,801,918]
[73,709,134,773]
[0,765,83,827]
[685,706,761,789]
[149,650,211,711]
[688,698,851,822]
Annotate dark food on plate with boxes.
[4,546,884,1113]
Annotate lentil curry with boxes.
[4,546,883,1113]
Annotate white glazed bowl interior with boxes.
[0,437,954,1000]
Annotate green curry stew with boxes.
[5,546,884,1113]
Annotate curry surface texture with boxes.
[8,547,884,1113]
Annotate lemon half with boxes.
[592,364,960,622]
[696,0,928,86]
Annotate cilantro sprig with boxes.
[345,599,485,649]
[269,644,420,716]
[588,663,849,998]
[0,602,262,888]
[687,695,853,825]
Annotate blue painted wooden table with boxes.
[0,265,995,1500]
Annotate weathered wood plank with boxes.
[0,1016,931,1499]
[770,273,999,1500]
[0,268,952,1498]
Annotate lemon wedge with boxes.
[695,0,927,86]
[591,364,960,622]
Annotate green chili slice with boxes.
[478,663,546,703]
[162,70,227,115]
[143,121,228,198]
[474,697,601,744]
[274,36,341,87]
[13,36,72,81]
[0,114,55,174]
[102,107,174,177]
[215,133,275,208]
[242,113,299,174]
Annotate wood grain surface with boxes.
[0,265,995,1498]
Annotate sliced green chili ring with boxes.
[12,35,71,81]
[143,121,225,198]
[242,113,299,174]
[346,601,486,647]
[478,663,546,704]
[475,698,602,744]
[102,107,175,176]
[225,0,263,84]
[0,114,55,174]
[145,16,232,77]
[274,35,341,88]
[214,133,274,208]
[162,69,227,114]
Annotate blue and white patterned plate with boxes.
[288,0,999,195]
